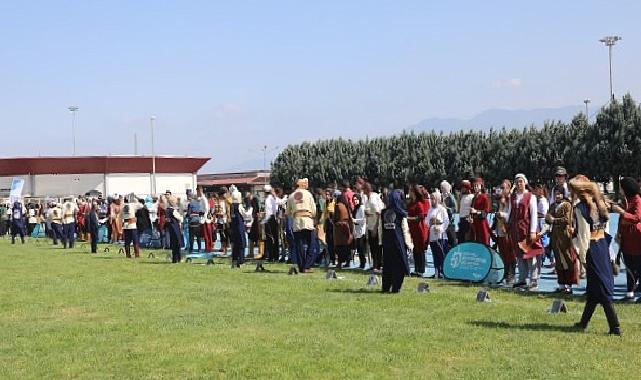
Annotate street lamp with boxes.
[599,35,622,102]
[68,106,79,156]
[150,116,156,194]
[583,98,591,121]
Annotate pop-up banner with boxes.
[443,242,504,283]
[9,178,25,204]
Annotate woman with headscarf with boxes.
[610,177,641,303]
[407,185,429,277]
[352,193,367,269]
[164,195,184,263]
[570,176,621,335]
[381,189,414,293]
[426,190,449,278]
[470,177,490,245]
[507,173,539,290]
[491,179,515,285]
[230,187,247,268]
[546,184,579,294]
[333,193,353,269]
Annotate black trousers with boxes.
[90,228,98,253]
[265,217,280,261]
[580,301,620,331]
[457,219,471,244]
[623,253,641,293]
[413,246,426,274]
[355,236,367,268]
[11,222,25,244]
[62,222,75,248]
[335,245,350,267]
[294,229,313,272]
[51,223,62,245]
[382,247,405,293]
[168,226,181,263]
[368,230,382,270]
[188,225,202,253]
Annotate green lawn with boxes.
[0,238,639,379]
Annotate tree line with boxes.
[271,94,641,191]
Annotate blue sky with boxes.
[1,1,639,172]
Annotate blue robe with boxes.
[577,202,614,304]
[231,203,247,263]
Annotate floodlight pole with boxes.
[599,35,622,102]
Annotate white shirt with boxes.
[62,202,78,224]
[364,192,383,231]
[459,194,474,218]
[261,194,279,224]
[426,204,449,242]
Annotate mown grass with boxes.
[0,238,639,379]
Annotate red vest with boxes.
[509,191,531,242]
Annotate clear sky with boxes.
[1,1,639,172]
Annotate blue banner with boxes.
[444,242,504,283]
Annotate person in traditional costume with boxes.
[62,197,79,249]
[491,179,515,284]
[569,176,621,335]
[426,190,449,279]
[48,202,63,246]
[230,186,247,268]
[286,178,317,273]
[610,177,641,303]
[10,201,27,244]
[407,185,429,277]
[458,180,474,243]
[87,201,100,254]
[507,174,539,290]
[470,177,490,245]
[381,189,413,293]
[333,193,353,269]
[545,184,579,294]
[76,198,88,241]
[121,194,143,258]
[110,196,123,244]
[246,192,260,257]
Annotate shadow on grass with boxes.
[326,288,381,294]
[469,320,581,333]
[138,261,174,265]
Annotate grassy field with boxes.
[1,238,639,379]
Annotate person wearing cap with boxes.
[230,187,247,267]
[458,180,474,244]
[610,177,641,303]
[506,173,539,290]
[546,184,579,294]
[62,197,79,249]
[261,184,280,262]
[548,166,570,205]
[286,178,317,273]
[569,176,621,335]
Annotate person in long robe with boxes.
[230,187,247,268]
[381,189,414,293]
[333,194,353,269]
[507,174,539,290]
[569,176,621,336]
[407,185,428,277]
[470,177,490,245]
[491,179,515,284]
[110,197,123,243]
[546,184,578,293]
[164,196,184,263]
[426,190,449,279]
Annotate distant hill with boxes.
[411,105,584,132]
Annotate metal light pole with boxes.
[134,132,138,155]
[599,35,622,102]
[150,116,156,194]
[583,98,591,121]
[68,106,79,156]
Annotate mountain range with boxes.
[411,105,585,133]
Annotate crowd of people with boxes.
[3,165,640,335]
